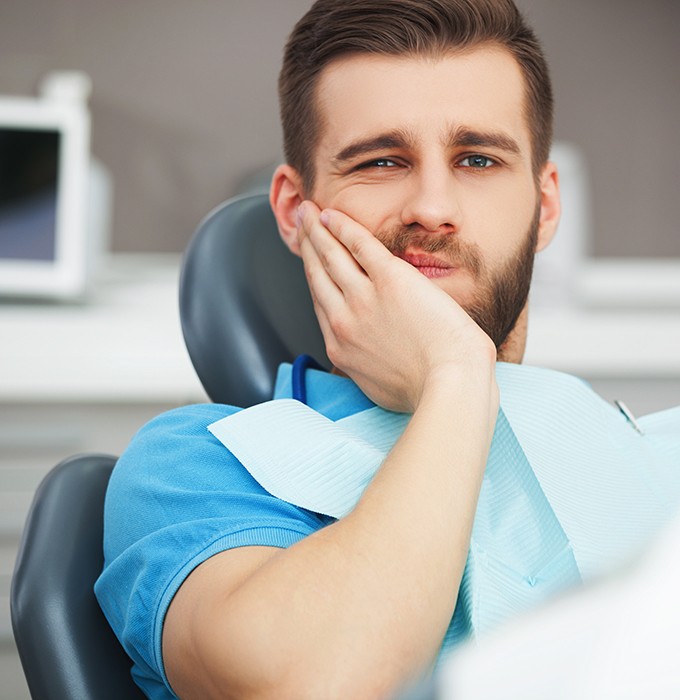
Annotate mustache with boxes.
[375,224,483,277]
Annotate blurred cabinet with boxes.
[525,303,680,415]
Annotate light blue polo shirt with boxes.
[95,365,373,699]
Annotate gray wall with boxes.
[1,0,678,257]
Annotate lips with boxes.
[398,252,455,279]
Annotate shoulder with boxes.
[114,401,238,464]
[108,403,242,497]
[104,401,329,559]
[126,402,240,444]
[103,403,247,558]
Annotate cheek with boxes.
[324,187,399,237]
[469,184,536,260]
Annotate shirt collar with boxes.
[273,362,375,421]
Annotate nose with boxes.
[400,165,461,235]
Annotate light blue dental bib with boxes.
[208,363,680,653]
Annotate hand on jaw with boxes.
[296,200,498,413]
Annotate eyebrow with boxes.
[332,129,416,165]
[445,126,521,156]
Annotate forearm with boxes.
[203,363,498,699]
[173,204,502,699]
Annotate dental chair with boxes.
[180,192,328,406]
[10,192,327,699]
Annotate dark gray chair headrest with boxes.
[180,193,329,407]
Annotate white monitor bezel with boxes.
[0,94,90,299]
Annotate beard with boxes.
[375,205,540,350]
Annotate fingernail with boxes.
[320,209,330,226]
[295,205,303,228]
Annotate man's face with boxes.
[306,47,553,350]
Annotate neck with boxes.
[496,304,528,364]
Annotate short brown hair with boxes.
[279,0,553,193]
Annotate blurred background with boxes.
[0,1,678,697]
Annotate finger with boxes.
[306,282,336,356]
[299,216,368,344]
[299,202,370,294]
[299,229,344,314]
[318,208,398,281]
[298,234,345,366]
[295,200,318,247]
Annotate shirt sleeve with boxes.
[94,403,329,698]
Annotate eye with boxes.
[458,154,496,169]
[355,158,400,170]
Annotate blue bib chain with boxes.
[292,354,326,405]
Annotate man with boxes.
[94,1,674,698]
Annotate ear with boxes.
[535,160,561,253]
[270,164,306,256]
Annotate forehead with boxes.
[313,46,532,159]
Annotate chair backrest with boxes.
[179,191,328,407]
[11,454,146,700]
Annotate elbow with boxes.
[249,664,397,700]
[169,646,399,700]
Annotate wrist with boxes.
[415,358,499,414]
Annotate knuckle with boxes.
[325,340,341,366]
[328,314,349,339]
[330,216,344,237]
[319,248,334,270]
[348,237,364,260]
[348,290,370,315]
[303,264,317,288]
